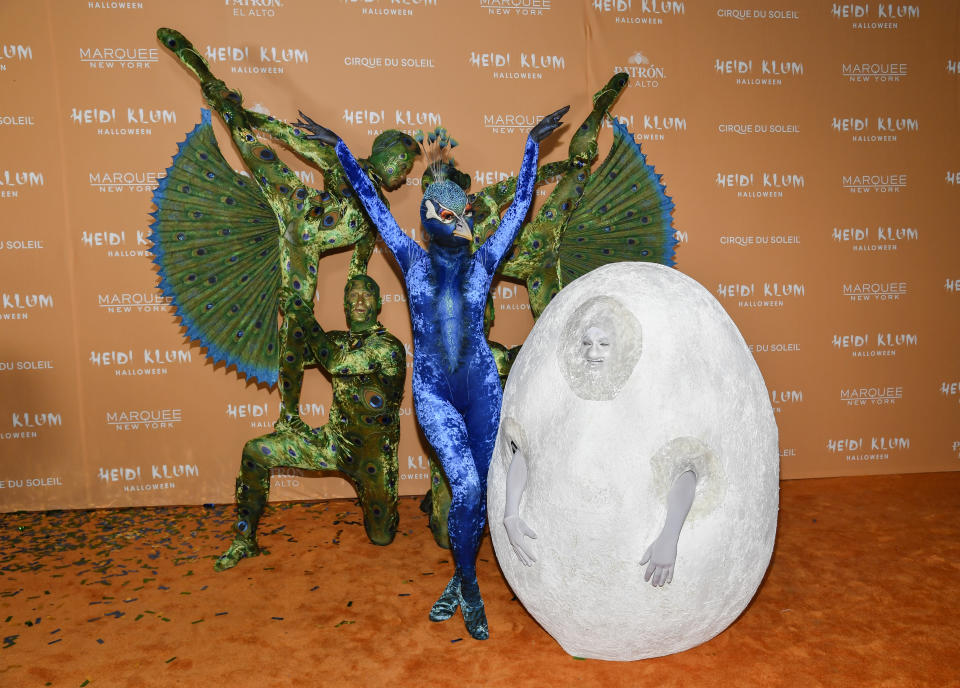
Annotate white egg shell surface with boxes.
[488,263,779,661]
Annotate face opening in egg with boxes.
[558,295,642,401]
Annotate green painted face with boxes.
[343,276,381,331]
[368,130,420,191]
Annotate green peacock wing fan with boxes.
[555,117,677,288]
[149,109,281,386]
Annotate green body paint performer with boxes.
[150,30,417,566]
[216,275,406,570]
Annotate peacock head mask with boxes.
[367,130,420,191]
[421,180,474,247]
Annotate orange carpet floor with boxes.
[1,472,958,688]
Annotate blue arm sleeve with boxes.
[335,139,421,272]
[475,136,540,275]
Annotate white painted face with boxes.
[581,326,611,366]
[558,296,642,401]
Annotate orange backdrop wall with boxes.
[2,0,958,512]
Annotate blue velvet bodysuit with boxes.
[336,136,540,606]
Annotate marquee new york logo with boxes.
[841,173,906,193]
[106,408,183,431]
[89,171,160,193]
[97,292,174,314]
[841,281,907,302]
[840,385,902,407]
[842,62,907,83]
[79,46,158,70]
[480,0,551,16]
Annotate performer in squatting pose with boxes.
[295,107,569,639]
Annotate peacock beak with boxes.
[453,220,472,241]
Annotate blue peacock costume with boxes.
[318,111,567,640]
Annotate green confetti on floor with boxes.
[165,656,176,664]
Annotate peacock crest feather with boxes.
[149,109,282,386]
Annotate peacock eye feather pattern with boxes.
[149,109,281,386]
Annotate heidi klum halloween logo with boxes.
[227,401,327,430]
[342,0,438,17]
[715,171,805,199]
[0,44,32,72]
[81,228,152,258]
[832,225,918,252]
[831,331,917,358]
[714,57,804,86]
[469,50,566,81]
[827,435,910,462]
[79,46,159,70]
[831,115,918,143]
[341,107,443,136]
[1,293,53,321]
[88,348,192,376]
[1,410,61,441]
[70,106,177,138]
[593,0,685,25]
[204,43,309,76]
[716,281,806,309]
[605,114,686,141]
[830,3,919,30]
[0,170,44,199]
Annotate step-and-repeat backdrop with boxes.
[2,1,958,511]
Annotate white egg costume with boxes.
[488,263,779,661]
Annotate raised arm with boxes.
[475,106,569,274]
[291,113,422,273]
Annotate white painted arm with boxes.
[504,442,538,566]
[640,470,697,587]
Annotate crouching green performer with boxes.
[216,275,406,570]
